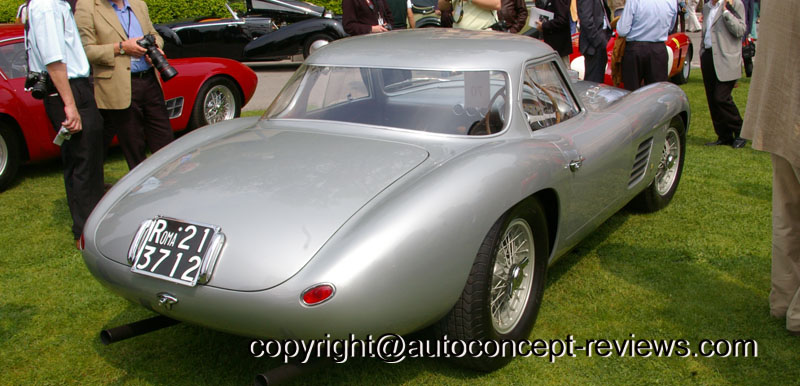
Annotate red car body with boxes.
[0,24,258,190]
[568,31,693,87]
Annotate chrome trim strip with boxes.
[0,37,23,44]
[225,2,240,20]
[197,232,226,284]
[171,20,245,32]
[127,219,154,264]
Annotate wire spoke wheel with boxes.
[203,85,236,124]
[490,218,535,334]
[628,117,685,212]
[435,198,549,372]
[655,126,681,196]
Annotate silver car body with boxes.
[82,29,689,339]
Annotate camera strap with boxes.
[24,0,72,75]
[23,0,31,72]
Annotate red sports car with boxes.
[0,24,258,191]
[568,31,693,86]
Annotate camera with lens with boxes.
[136,34,178,81]
[24,71,55,100]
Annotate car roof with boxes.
[0,24,24,43]
[307,28,556,71]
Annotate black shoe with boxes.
[705,139,732,146]
[732,138,747,148]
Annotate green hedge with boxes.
[0,0,21,23]
[0,0,341,24]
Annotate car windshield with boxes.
[264,64,509,136]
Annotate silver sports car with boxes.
[81,29,688,371]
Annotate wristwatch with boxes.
[119,42,125,55]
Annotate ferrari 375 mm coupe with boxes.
[81,29,689,371]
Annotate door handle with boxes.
[568,158,584,172]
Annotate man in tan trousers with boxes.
[741,2,800,336]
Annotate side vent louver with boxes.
[629,137,653,188]
[165,97,184,119]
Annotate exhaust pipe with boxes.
[254,360,326,386]
[99,315,180,345]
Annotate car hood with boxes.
[94,126,429,291]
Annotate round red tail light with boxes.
[301,284,335,306]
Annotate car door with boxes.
[524,60,632,246]
[0,36,59,162]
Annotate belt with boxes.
[626,41,665,45]
[68,77,89,85]
[131,69,154,79]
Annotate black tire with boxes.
[188,76,242,130]
[670,44,692,85]
[302,34,333,59]
[629,117,686,212]
[435,198,549,372]
[0,123,22,192]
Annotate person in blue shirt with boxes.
[25,0,105,247]
[616,0,677,91]
[75,0,174,170]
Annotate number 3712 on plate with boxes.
[130,217,224,286]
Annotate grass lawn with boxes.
[1,72,796,385]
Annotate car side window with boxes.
[522,61,579,131]
[305,67,370,113]
[0,41,28,79]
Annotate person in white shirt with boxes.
[26,0,105,247]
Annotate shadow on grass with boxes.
[0,303,37,343]
[5,157,64,192]
[84,202,639,385]
[732,180,772,202]
[91,304,485,385]
[545,208,631,287]
[591,241,794,383]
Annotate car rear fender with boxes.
[243,18,344,58]
[277,138,570,336]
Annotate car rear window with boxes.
[265,64,509,136]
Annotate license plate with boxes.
[131,217,222,286]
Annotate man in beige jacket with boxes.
[75,0,173,170]
[741,2,800,336]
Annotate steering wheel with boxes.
[523,80,562,128]
[476,86,506,135]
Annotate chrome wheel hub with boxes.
[491,218,535,334]
[203,85,236,124]
[655,127,681,196]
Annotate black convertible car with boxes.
[156,0,346,61]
